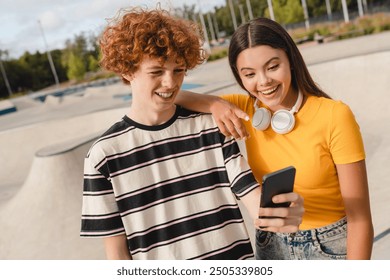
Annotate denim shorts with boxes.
[255,217,347,260]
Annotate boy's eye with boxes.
[150,71,163,75]
[174,69,185,73]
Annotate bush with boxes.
[289,12,390,44]
[208,48,228,62]
[370,13,390,32]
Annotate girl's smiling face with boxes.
[236,45,298,111]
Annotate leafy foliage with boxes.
[0,32,100,99]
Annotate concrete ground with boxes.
[0,31,389,259]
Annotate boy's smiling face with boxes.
[123,56,187,125]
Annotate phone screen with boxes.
[260,166,296,208]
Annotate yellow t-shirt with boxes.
[223,94,365,229]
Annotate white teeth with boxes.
[156,92,173,98]
[261,86,278,95]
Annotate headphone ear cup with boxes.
[252,107,271,130]
[271,110,295,134]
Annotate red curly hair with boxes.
[100,7,206,84]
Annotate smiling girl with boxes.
[177,17,373,260]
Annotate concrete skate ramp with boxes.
[0,136,106,259]
[0,105,128,190]
[0,84,130,132]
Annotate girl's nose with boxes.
[258,73,272,87]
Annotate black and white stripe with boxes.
[81,107,258,259]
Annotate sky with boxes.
[0,0,226,59]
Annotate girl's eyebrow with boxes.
[239,56,280,71]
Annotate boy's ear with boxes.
[122,74,133,82]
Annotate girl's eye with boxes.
[150,71,162,75]
[268,64,279,71]
[244,73,255,78]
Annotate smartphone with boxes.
[260,166,296,208]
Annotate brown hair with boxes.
[100,7,206,84]
[228,17,331,99]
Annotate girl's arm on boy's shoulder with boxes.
[176,90,220,113]
[177,91,250,139]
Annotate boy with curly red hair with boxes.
[80,7,303,260]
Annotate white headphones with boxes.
[252,91,303,134]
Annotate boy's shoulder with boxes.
[100,117,131,138]
[86,117,131,157]
[176,105,209,117]
[176,105,213,120]
[176,105,217,126]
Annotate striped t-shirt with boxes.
[81,106,259,260]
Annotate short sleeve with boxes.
[329,101,365,164]
[80,149,125,238]
[221,136,259,198]
[221,93,253,112]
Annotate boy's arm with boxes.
[177,91,249,139]
[104,234,132,260]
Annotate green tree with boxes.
[0,50,13,98]
[50,49,67,83]
[18,51,55,90]
[87,32,100,70]
[215,4,235,36]
[174,3,197,21]
[88,54,100,72]
[16,49,66,91]
[67,52,86,81]
[266,0,304,24]
[61,32,100,80]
